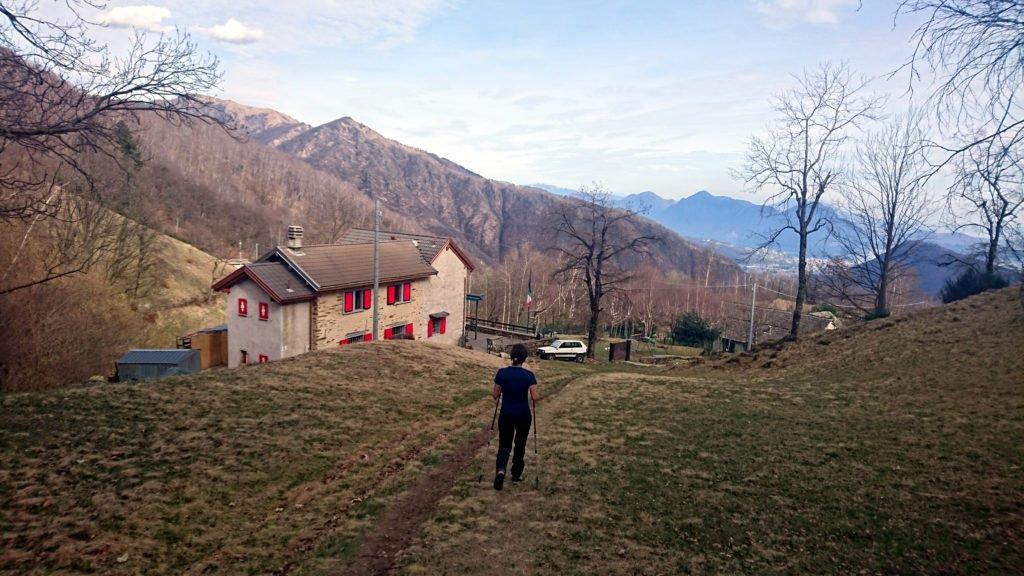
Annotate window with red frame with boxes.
[339,332,369,346]
[344,289,372,313]
[258,302,269,320]
[237,297,248,316]
[428,315,447,337]
[387,282,412,305]
[258,354,269,364]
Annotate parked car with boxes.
[537,339,587,362]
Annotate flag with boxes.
[525,270,534,310]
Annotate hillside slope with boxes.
[709,287,1023,380]
[0,342,580,574]
[404,289,1024,575]
[0,220,226,390]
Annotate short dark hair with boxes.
[510,344,528,364]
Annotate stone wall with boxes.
[419,247,469,345]
[315,280,427,347]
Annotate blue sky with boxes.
[91,1,926,200]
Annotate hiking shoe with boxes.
[511,475,523,484]
[493,471,505,491]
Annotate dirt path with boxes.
[339,372,586,576]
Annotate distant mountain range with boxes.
[532,184,986,296]
[121,100,741,284]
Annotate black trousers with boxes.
[495,412,532,478]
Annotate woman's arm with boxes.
[492,383,502,399]
[529,384,539,401]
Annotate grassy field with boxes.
[2,290,1022,574]
[0,342,581,574]
[402,289,1024,575]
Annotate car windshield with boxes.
[550,340,564,348]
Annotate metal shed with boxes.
[116,349,201,381]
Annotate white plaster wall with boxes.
[226,278,282,367]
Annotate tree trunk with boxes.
[586,299,600,359]
[874,256,890,317]
[986,225,1001,275]
[791,229,807,338]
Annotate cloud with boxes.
[161,0,451,50]
[199,18,264,44]
[97,5,172,32]
[752,0,859,26]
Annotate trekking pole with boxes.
[532,396,540,489]
[478,393,501,482]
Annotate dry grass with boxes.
[3,290,1021,575]
[401,289,1024,575]
[0,342,578,575]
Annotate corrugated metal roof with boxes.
[117,349,199,365]
[339,228,448,263]
[273,240,437,291]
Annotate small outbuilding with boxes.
[116,349,201,381]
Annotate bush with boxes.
[940,268,1009,303]
[671,312,720,347]
[812,303,840,315]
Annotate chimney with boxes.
[286,225,304,249]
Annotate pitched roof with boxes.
[211,261,315,303]
[117,349,199,365]
[268,240,437,291]
[340,228,447,262]
[340,228,475,271]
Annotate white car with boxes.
[537,339,588,362]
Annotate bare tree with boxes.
[738,62,883,337]
[949,132,1024,275]
[0,0,224,292]
[821,111,934,318]
[552,185,657,358]
[897,1,1024,162]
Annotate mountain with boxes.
[530,183,578,197]
[197,97,310,147]
[264,114,736,278]
[617,191,675,213]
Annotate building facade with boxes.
[212,227,473,368]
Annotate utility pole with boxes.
[747,283,758,349]
[372,195,381,341]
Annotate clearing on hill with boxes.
[2,290,1022,575]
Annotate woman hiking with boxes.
[491,343,538,491]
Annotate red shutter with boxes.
[403,282,411,301]
[364,332,372,342]
[427,318,433,337]
[406,323,413,338]
[387,286,396,305]
[259,302,269,320]
[238,298,248,316]
[384,327,393,340]
[344,291,354,313]
[440,316,447,334]
[259,354,269,363]
[363,289,372,309]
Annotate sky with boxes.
[85,0,927,201]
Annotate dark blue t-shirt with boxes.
[494,366,537,416]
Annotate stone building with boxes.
[212,226,474,368]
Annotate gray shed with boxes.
[116,349,201,381]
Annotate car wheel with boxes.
[575,353,585,363]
